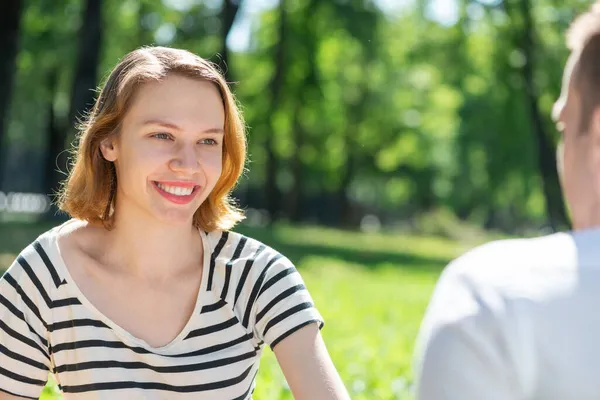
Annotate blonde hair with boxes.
[57,46,247,231]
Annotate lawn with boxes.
[0,220,478,400]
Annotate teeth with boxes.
[156,183,194,196]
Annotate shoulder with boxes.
[202,232,322,347]
[2,222,67,284]
[440,232,577,300]
[416,232,584,394]
[419,232,578,336]
[203,229,302,305]
[0,222,71,323]
[204,229,290,272]
[417,232,575,344]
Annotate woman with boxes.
[0,46,349,399]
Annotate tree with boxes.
[264,0,286,222]
[513,0,568,229]
[45,0,103,206]
[219,0,242,81]
[138,0,154,45]
[0,0,24,187]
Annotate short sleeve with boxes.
[252,256,323,349]
[0,255,52,399]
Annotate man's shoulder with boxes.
[442,231,578,298]
[417,231,580,352]
[452,232,575,271]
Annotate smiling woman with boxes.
[58,49,245,232]
[0,47,349,400]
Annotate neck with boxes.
[102,201,203,280]
[570,198,600,232]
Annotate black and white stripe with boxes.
[0,225,323,399]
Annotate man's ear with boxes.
[589,108,600,194]
[100,136,118,162]
[591,107,600,141]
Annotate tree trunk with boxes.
[0,0,23,187]
[288,111,304,222]
[68,0,103,128]
[519,0,568,230]
[337,74,370,227]
[44,68,61,206]
[288,77,318,223]
[138,0,154,45]
[265,0,286,222]
[219,0,242,82]
[264,134,280,221]
[45,0,103,201]
[287,0,320,223]
[337,145,355,227]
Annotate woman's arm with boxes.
[274,323,350,400]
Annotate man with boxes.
[414,3,600,399]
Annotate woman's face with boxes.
[101,74,225,227]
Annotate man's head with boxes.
[554,2,600,230]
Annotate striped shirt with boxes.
[0,222,323,399]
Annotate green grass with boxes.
[0,221,480,400]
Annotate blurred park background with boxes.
[0,0,589,399]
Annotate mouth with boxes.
[152,181,201,205]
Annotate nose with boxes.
[169,144,200,174]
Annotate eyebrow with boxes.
[142,119,224,134]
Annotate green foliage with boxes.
[4,0,582,229]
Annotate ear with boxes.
[589,108,600,195]
[100,136,118,162]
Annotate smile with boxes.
[152,181,200,205]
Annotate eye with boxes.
[200,138,219,146]
[152,132,172,140]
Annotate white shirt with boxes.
[0,221,323,399]
[414,228,600,400]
